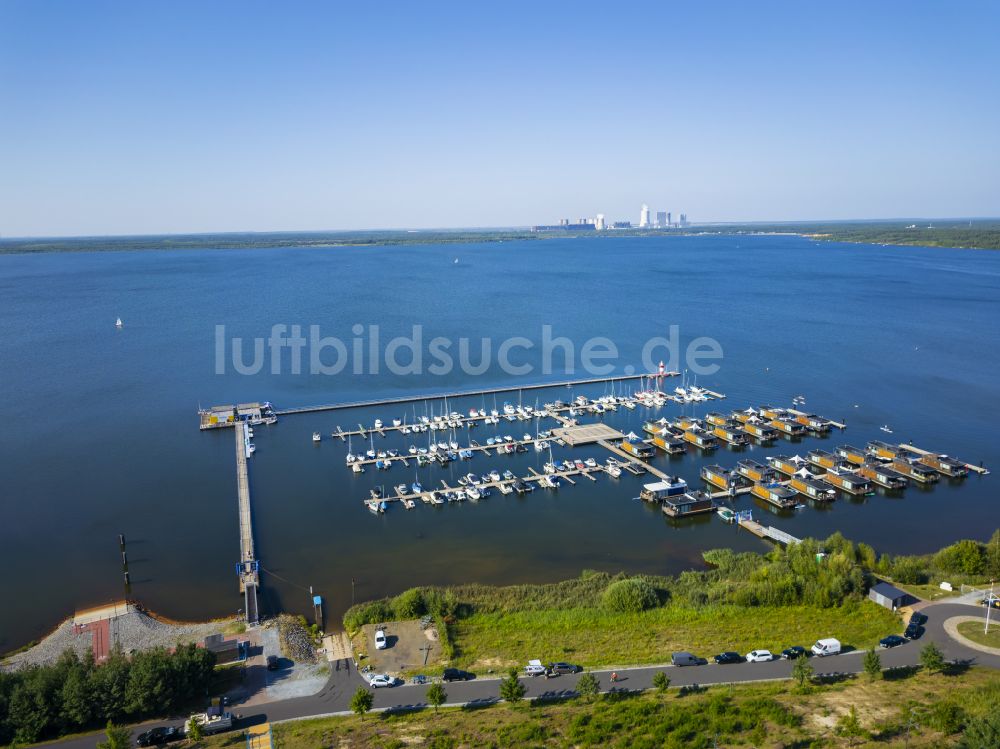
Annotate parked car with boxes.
[671,651,705,667]
[713,651,743,665]
[524,659,547,677]
[374,629,387,650]
[904,623,924,640]
[879,635,907,649]
[368,673,397,688]
[442,668,475,682]
[811,638,842,657]
[136,727,180,747]
[266,655,279,671]
[909,612,928,626]
[745,650,773,663]
[781,646,807,660]
[546,662,582,676]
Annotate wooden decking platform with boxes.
[552,422,625,446]
[597,440,669,480]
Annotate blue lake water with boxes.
[1,234,998,650]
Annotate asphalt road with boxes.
[50,602,1000,749]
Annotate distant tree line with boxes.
[0,644,216,744]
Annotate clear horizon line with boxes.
[1,216,996,242]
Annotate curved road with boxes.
[49,602,1000,749]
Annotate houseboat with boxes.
[789,475,837,501]
[918,453,968,478]
[751,482,799,509]
[643,420,669,436]
[858,461,909,489]
[767,455,802,476]
[662,490,715,518]
[621,438,656,459]
[866,440,899,460]
[737,459,773,483]
[807,449,840,470]
[713,423,750,446]
[705,412,729,427]
[821,469,873,495]
[770,418,807,437]
[640,477,689,502]
[794,413,832,432]
[759,405,785,420]
[684,429,719,450]
[743,421,779,441]
[673,416,699,431]
[892,457,940,483]
[652,433,688,454]
[835,445,868,466]
[731,410,753,424]
[701,464,743,491]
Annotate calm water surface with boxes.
[1,235,998,650]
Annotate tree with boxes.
[426,682,447,712]
[185,716,203,742]
[920,642,946,674]
[960,711,1000,748]
[863,648,882,682]
[934,539,986,576]
[499,668,526,705]
[576,672,599,700]
[791,656,814,688]
[835,706,868,746]
[652,671,670,693]
[350,687,374,720]
[96,721,131,749]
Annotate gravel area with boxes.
[277,614,318,663]
[2,610,240,671]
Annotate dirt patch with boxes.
[362,619,442,675]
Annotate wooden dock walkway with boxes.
[234,424,260,625]
[737,517,802,546]
[274,373,673,416]
[366,465,602,506]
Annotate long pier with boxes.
[235,424,260,625]
[274,373,676,416]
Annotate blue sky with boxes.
[1,1,998,236]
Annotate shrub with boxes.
[602,578,659,613]
[343,599,393,632]
[652,671,670,693]
[392,588,427,619]
[891,557,928,584]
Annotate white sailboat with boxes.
[115,317,123,329]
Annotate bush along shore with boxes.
[343,531,1000,674]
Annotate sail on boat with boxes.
[115,317,123,328]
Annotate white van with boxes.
[811,638,841,657]
[524,659,547,677]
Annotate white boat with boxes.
[466,486,481,500]
[366,500,381,514]
[499,482,513,495]
[115,317,123,328]
[374,419,383,430]
[606,464,622,478]
[312,432,321,443]
[584,458,597,468]
[352,462,364,474]
[403,499,416,510]
[880,425,893,434]
[392,418,402,427]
